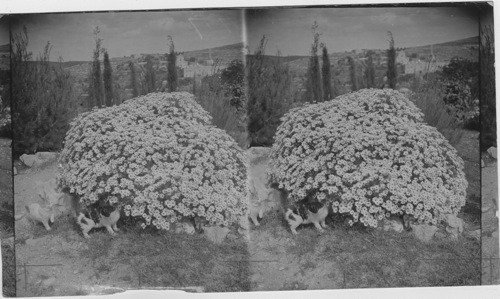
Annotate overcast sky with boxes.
[246,6,479,56]
[2,6,480,60]
[6,10,243,61]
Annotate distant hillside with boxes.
[182,42,243,65]
[404,36,479,62]
[0,44,9,53]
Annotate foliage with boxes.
[365,52,376,88]
[321,46,332,101]
[269,89,467,228]
[103,50,114,107]
[58,92,248,230]
[11,26,75,156]
[441,57,479,129]
[409,75,464,147]
[247,35,294,146]
[88,27,103,109]
[386,31,397,89]
[129,61,139,98]
[144,55,156,94]
[167,36,178,92]
[221,59,245,110]
[480,24,496,148]
[348,56,358,91]
[304,22,323,102]
[195,73,247,149]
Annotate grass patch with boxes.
[78,225,250,292]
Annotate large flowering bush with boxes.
[58,92,248,230]
[269,89,467,228]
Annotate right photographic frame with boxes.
[245,2,496,290]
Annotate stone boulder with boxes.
[444,214,464,240]
[20,151,59,168]
[382,217,404,233]
[487,146,497,159]
[412,223,439,242]
[174,221,195,235]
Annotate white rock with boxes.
[487,146,497,159]
[203,226,230,244]
[411,224,438,242]
[383,218,404,233]
[19,151,59,168]
[444,214,464,239]
[481,159,485,168]
[174,222,195,235]
[13,166,17,175]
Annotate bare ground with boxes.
[13,160,250,297]
[248,130,482,291]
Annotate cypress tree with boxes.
[305,22,323,102]
[103,50,113,106]
[128,61,139,98]
[348,56,358,91]
[321,46,332,101]
[365,51,376,88]
[386,31,397,89]
[88,27,103,108]
[144,55,156,93]
[167,35,178,92]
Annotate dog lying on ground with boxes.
[14,203,57,231]
[285,197,329,234]
[77,202,120,238]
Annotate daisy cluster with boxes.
[269,89,467,228]
[58,92,248,230]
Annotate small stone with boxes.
[41,277,56,288]
[383,218,404,233]
[13,166,17,175]
[487,146,497,159]
[412,224,438,242]
[481,159,485,168]
[203,226,230,244]
[444,214,464,239]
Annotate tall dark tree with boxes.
[102,50,114,106]
[144,55,156,93]
[128,61,139,98]
[386,31,397,89]
[365,51,376,88]
[11,26,74,156]
[88,27,103,108]
[305,22,323,102]
[167,35,178,92]
[321,46,332,101]
[348,56,358,91]
[247,35,293,146]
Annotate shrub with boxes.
[441,57,479,128]
[247,36,294,147]
[58,92,248,230]
[11,27,75,156]
[269,89,467,228]
[409,76,464,148]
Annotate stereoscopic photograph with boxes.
[0,1,497,297]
